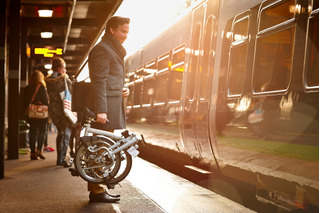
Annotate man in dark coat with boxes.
[87,16,130,203]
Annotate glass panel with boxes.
[305,13,319,88]
[145,61,157,75]
[158,54,170,71]
[313,0,319,10]
[260,0,295,31]
[200,17,213,99]
[142,78,154,104]
[173,46,185,65]
[188,23,201,99]
[228,44,247,96]
[133,83,142,105]
[135,67,145,79]
[155,72,168,103]
[128,72,135,82]
[253,28,294,92]
[233,18,249,42]
[169,66,183,102]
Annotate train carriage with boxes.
[124,0,319,211]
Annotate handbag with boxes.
[28,85,48,119]
[60,78,77,124]
[72,80,93,112]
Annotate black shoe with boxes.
[30,152,39,160]
[37,153,46,160]
[105,191,120,198]
[89,192,120,203]
[62,161,71,168]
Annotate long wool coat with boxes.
[88,34,126,131]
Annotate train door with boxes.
[182,2,207,157]
[193,15,216,160]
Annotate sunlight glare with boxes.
[115,0,188,56]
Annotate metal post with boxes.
[0,0,8,178]
[7,0,21,160]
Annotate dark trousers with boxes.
[29,119,47,153]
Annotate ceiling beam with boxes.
[22,17,98,28]
[28,36,91,45]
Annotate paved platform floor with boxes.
[0,132,255,213]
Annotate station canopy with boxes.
[21,0,123,76]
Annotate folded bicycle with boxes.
[69,108,145,189]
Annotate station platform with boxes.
[0,132,255,213]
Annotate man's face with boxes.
[58,63,67,74]
[110,23,129,44]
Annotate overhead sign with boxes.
[34,48,63,57]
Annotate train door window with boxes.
[303,4,319,90]
[228,14,249,97]
[253,0,295,93]
[188,23,201,99]
[154,71,169,104]
[169,46,185,102]
[200,16,215,100]
[260,0,295,31]
[133,81,142,106]
[142,76,154,105]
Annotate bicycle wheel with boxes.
[74,137,121,184]
[106,149,132,187]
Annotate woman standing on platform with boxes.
[24,70,49,160]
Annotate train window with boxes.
[304,8,319,89]
[158,54,170,71]
[135,67,145,79]
[169,63,184,102]
[128,72,135,82]
[154,72,168,103]
[145,61,157,75]
[253,28,294,92]
[188,23,201,99]
[228,44,248,96]
[228,15,249,97]
[312,0,319,10]
[260,0,295,31]
[200,16,214,99]
[233,17,249,42]
[133,82,142,106]
[142,76,154,105]
[172,45,185,65]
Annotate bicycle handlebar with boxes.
[83,107,110,124]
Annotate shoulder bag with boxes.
[27,85,48,119]
[60,78,77,124]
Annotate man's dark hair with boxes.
[51,57,66,72]
[106,16,130,34]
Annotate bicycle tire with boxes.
[74,137,121,184]
[106,149,132,186]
